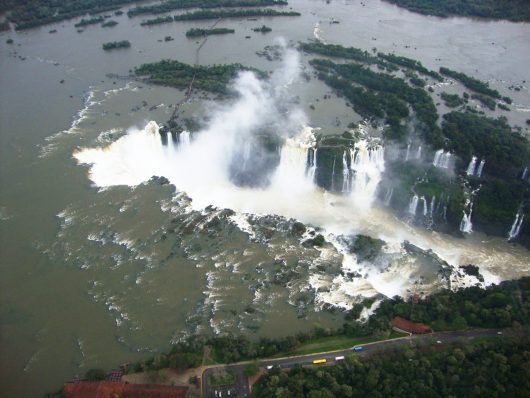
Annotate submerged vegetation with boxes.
[127,0,288,17]
[102,40,131,50]
[185,27,235,37]
[252,25,272,33]
[382,0,530,22]
[74,16,104,28]
[134,59,265,94]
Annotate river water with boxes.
[1,1,529,397]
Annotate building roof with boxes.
[63,381,188,398]
[391,316,431,334]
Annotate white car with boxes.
[335,356,345,361]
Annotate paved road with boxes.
[202,328,506,398]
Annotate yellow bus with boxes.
[312,359,327,364]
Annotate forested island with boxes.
[252,25,272,33]
[173,9,301,21]
[140,16,174,26]
[127,0,288,17]
[134,59,265,94]
[185,27,235,37]
[74,16,104,28]
[383,0,530,22]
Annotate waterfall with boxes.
[331,156,337,191]
[307,148,317,182]
[433,149,451,169]
[460,211,473,234]
[347,140,385,208]
[522,167,529,181]
[508,212,525,240]
[466,156,477,176]
[405,144,410,161]
[416,146,422,160]
[429,196,435,219]
[342,150,350,192]
[180,131,191,148]
[421,196,428,216]
[384,187,393,206]
[408,194,419,215]
[476,159,485,177]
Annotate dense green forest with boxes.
[383,0,530,22]
[253,336,530,397]
[173,8,300,21]
[121,276,529,373]
[0,0,144,30]
[127,0,288,17]
[185,27,235,37]
[439,67,501,99]
[134,59,265,94]
[102,40,130,50]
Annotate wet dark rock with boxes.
[291,221,306,237]
[149,176,170,185]
[459,264,484,282]
[302,233,326,247]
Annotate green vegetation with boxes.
[173,9,301,21]
[74,16,104,27]
[127,0,288,17]
[101,19,118,27]
[378,52,442,80]
[253,336,530,397]
[140,16,173,26]
[185,27,235,37]
[252,25,272,33]
[310,58,441,144]
[440,66,501,99]
[134,59,266,94]
[471,93,496,110]
[102,40,130,50]
[441,92,465,108]
[244,362,260,377]
[1,0,142,30]
[382,0,530,22]
[6,38,14,44]
[442,112,530,180]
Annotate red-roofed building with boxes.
[391,316,431,334]
[63,381,188,398]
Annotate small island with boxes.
[74,16,104,28]
[185,27,235,37]
[140,16,174,26]
[101,19,118,28]
[174,9,301,21]
[127,0,288,17]
[102,40,131,50]
[252,25,272,33]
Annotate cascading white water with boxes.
[347,140,385,209]
[330,156,337,191]
[466,156,477,176]
[416,146,422,160]
[508,212,525,240]
[421,196,428,216]
[405,144,410,161]
[460,200,473,234]
[408,194,419,215]
[433,149,451,169]
[429,196,436,219]
[307,148,317,182]
[476,159,485,177]
[342,150,350,192]
[180,131,191,148]
[384,187,393,206]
